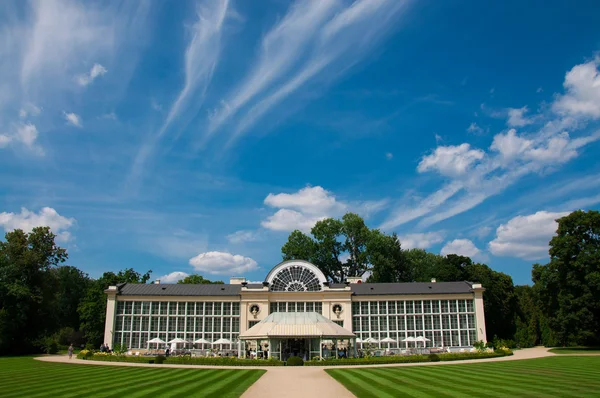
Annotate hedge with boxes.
[76,350,510,367]
[304,351,511,366]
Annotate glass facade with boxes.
[113,301,240,349]
[269,302,323,314]
[351,299,477,347]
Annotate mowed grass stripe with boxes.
[348,368,460,398]
[327,370,382,398]
[59,368,194,398]
[0,358,264,398]
[201,370,266,398]
[377,367,513,398]
[385,364,596,397]
[119,369,227,398]
[327,356,600,398]
[12,366,165,398]
[406,364,588,396]
[0,365,130,397]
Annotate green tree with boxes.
[78,268,151,347]
[177,274,224,284]
[51,266,90,330]
[368,231,410,283]
[463,262,516,341]
[533,210,600,346]
[0,227,67,355]
[341,213,370,278]
[513,285,541,347]
[403,249,445,282]
[311,218,344,281]
[281,230,316,262]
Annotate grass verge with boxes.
[0,356,264,398]
[326,356,600,398]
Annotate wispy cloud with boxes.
[130,0,230,183]
[64,112,82,127]
[76,63,107,86]
[209,0,412,144]
[380,56,600,230]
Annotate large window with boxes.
[268,302,323,314]
[114,301,240,349]
[270,265,322,292]
[351,299,477,348]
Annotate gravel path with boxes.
[35,347,560,398]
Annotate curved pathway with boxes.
[35,347,559,398]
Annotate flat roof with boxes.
[112,281,476,297]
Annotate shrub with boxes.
[286,356,304,366]
[428,353,440,362]
[36,335,59,355]
[473,340,486,352]
[155,355,166,364]
[77,349,94,359]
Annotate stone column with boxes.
[472,283,487,344]
[103,286,118,348]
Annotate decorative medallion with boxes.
[249,304,260,318]
[332,304,343,318]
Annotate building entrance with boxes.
[281,338,308,360]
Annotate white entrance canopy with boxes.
[240,312,355,339]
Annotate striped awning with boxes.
[240,312,355,339]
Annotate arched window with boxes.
[270,264,322,292]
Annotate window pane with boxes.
[379,302,386,314]
[370,302,378,315]
[387,302,396,315]
[406,301,414,314]
[414,301,422,314]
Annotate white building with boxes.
[104,260,487,359]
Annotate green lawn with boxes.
[549,347,600,355]
[326,356,600,398]
[0,357,265,398]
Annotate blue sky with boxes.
[1,0,599,286]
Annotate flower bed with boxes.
[305,350,512,366]
[78,352,284,366]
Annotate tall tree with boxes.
[0,227,67,355]
[341,213,370,278]
[311,218,344,281]
[78,268,151,347]
[533,210,600,346]
[463,262,516,341]
[177,274,224,284]
[281,230,316,262]
[51,266,90,330]
[368,231,410,283]
[403,248,445,282]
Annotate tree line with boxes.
[0,210,597,355]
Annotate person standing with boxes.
[68,344,74,359]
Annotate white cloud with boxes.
[467,122,483,134]
[399,232,444,249]
[537,87,543,93]
[261,185,384,232]
[76,63,107,86]
[418,143,485,178]
[157,271,189,284]
[553,57,600,119]
[261,209,325,232]
[64,112,82,127]
[227,230,260,244]
[488,211,570,260]
[0,207,75,242]
[264,186,345,216]
[490,129,532,164]
[507,106,533,127]
[0,123,43,154]
[385,152,393,160]
[189,251,258,275]
[473,226,492,239]
[441,239,481,258]
[100,112,117,120]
